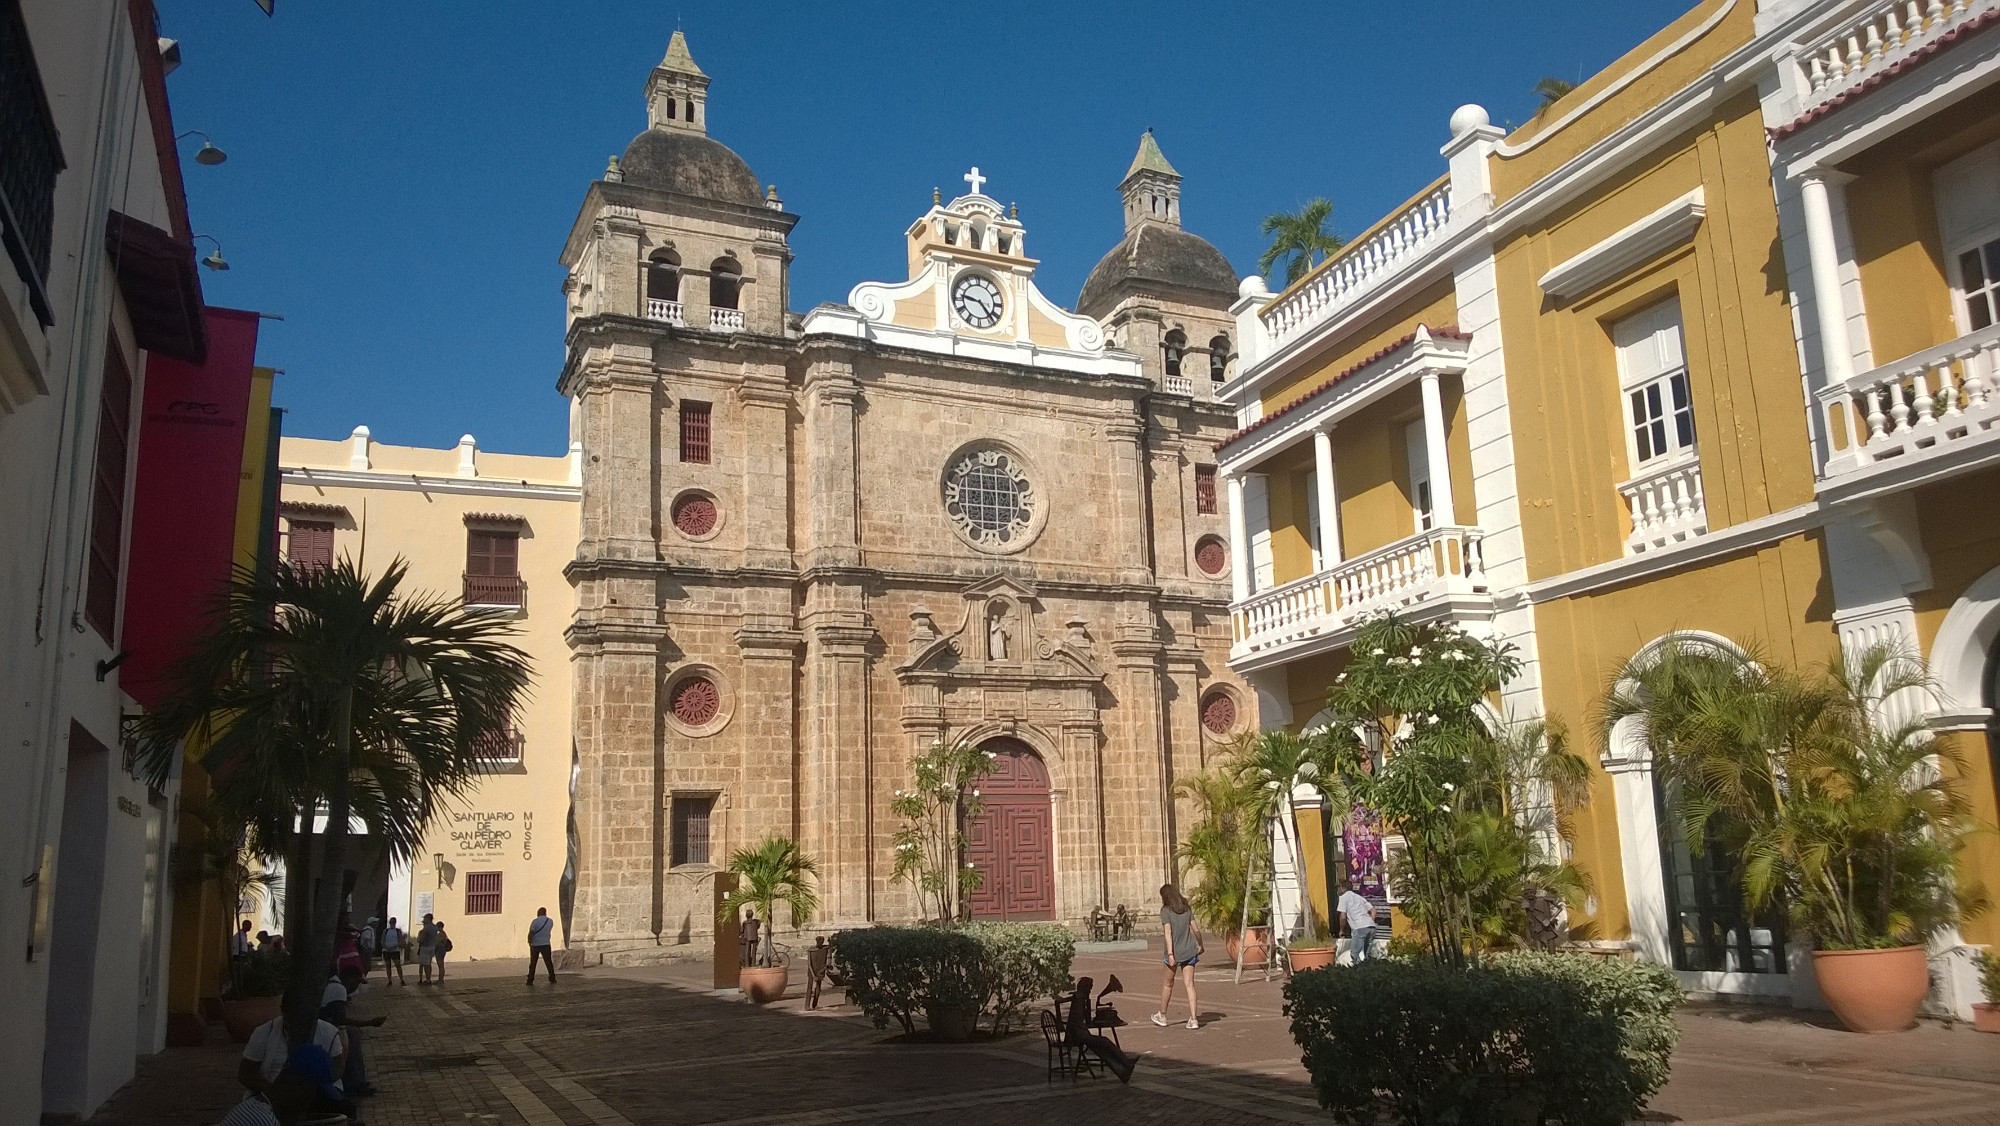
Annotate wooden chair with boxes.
[1041,1008,1101,1080]
[1112,904,1131,941]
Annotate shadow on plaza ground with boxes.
[81,944,2000,1126]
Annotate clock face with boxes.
[952,273,1004,330]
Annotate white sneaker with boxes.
[1150,1012,1169,1027]
[1186,1018,1200,1030]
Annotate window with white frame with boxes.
[1403,421,1434,532]
[1614,299,1695,471]
[1934,141,2000,334]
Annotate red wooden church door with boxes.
[963,740,1054,920]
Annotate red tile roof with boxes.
[1771,8,2000,141]
[1218,325,1470,453]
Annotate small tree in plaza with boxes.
[1173,765,1271,940]
[1319,615,1592,965]
[1227,730,1341,942]
[717,835,820,967]
[890,740,999,923]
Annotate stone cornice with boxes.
[281,466,579,503]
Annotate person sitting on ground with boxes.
[321,964,385,1096]
[1065,976,1136,1083]
[268,1044,358,1124]
[239,1012,344,1097]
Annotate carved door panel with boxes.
[1001,801,1054,919]
[963,739,1055,921]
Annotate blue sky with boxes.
[160,1,1699,455]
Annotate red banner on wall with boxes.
[121,306,262,711]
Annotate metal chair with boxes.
[1041,1007,1100,1080]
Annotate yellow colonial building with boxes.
[277,427,581,963]
[1219,0,1999,1014]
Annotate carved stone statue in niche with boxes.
[987,602,1011,661]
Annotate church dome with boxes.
[618,128,764,207]
[1077,221,1238,318]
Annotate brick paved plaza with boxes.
[88,945,2000,1126]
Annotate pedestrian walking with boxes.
[379,917,405,984]
[416,914,437,984]
[1152,882,1203,1029]
[431,922,453,982]
[526,907,557,984]
[1337,884,1378,964]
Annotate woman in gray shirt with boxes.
[1153,883,1202,1029]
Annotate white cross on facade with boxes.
[963,166,986,195]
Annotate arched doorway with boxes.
[963,739,1054,920]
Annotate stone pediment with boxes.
[897,578,1103,683]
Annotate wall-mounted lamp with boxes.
[175,130,227,166]
[193,234,229,271]
[95,650,130,682]
[158,38,182,76]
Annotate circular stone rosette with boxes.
[663,665,732,737]
[940,441,1046,555]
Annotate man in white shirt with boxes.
[239,1013,343,1094]
[321,965,385,1095]
[526,907,557,984]
[1336,886,1379,964]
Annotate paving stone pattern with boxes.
[85,948,2000,1125]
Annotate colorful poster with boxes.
[1342,804,1386,900]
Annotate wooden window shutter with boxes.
[289,520,334,571]
[84,335,134,640]
[679,401,711,464]
[465,871,503,915]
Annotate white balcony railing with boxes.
[709,307,745,333]
[1818,323,2000,479]
[1164,373,1193,395]
[1795,0,1996,119]
[1259,182,1453,351]
[1232,526,1488,657]
[645,298,684,325]
[1618,454,1708,555]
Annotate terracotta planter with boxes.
[219,996,282,1043]
[1227,926,1271,966]
[926,1002,973,1042]
[739,964,789,1004]
[1973,1002,2000,1034]
[1288,945,1335,973]
[1810,945,1928,1033]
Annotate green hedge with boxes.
[1285,952,1681,1126]
[830,922,1074,1036]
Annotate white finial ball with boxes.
[459,433,476,446]
[1238,274,1270,299]
[1449,104,1491,137]
[351,424,371,438]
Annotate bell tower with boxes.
[647,30,709,132]
[1120,129,1182,231]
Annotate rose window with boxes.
[672,493,718,537]
[1200,690,1237,735]
[943,448,1034,549]
[670,675,721,726]
[1194,535,1228,576]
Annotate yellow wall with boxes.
[1846,84,2000,365]
[1496,92,1810,581]
[1491,0,1752,203]
[1531,534,1834,943]
[280,436,580,961]
[1257,282,1457,417]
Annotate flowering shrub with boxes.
[891,741,998,922]
[1286,951,1681,1126]
[831,922,1074,1036]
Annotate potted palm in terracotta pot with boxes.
[1287,906,1337,972]
[718,835,820,1004]
[1602,639,1983,1033]
[1173,767,1272,968]
[1974,951,2000,1034]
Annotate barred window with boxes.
[671,795,714,867]
[465,871,503,915]
[1194,465,1218,515]
[680,401,712,464]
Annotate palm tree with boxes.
[717,835,821,967]
[1534,77,1576,113]
[1173,767,1269,937]
[1228,730,1342,944]
[131,557,530,1045]
[1258,198,1345,287]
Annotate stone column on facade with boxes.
[735,364,793,573]
[1312,427,1343,566]
[1148,431,1189,582]
[1160,626,1207,858]
[1108,618,1173,904]
[1797,171,1858,388]
[803,351,862,568]
[749,227,790,336]
[1058,712,1106,921]
[1225,473,1252,604]
[568,623,666,953]
[601,209,645,319]
[800,607,877,924]
[577,351,661,563]
[1419,369,1458,528]
[734,623,803,846]
[1105,415,1155,582]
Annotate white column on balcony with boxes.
[1798,171,1857,387]
[1419,370,1457,526]
[1225,472,1252,604]
[1312,428,1343,567]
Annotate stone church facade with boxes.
[559,34,1250,958]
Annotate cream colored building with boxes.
[278,430,580,962]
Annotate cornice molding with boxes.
[281,467,580,502]
[1538,189,1706,302]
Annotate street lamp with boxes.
[175,130,228,166]
[193,235,228,271]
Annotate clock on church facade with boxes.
[558,33,1249,958]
